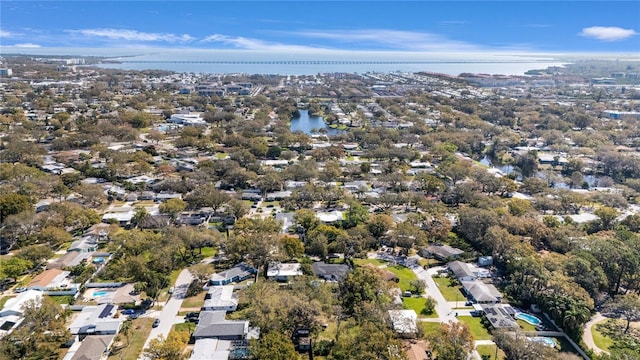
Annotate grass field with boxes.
[181,291,206,309]
[353,258,388,267]
[477,344,505,360]
[402,297,438,318]
[432,276,464,301]
[385,265,418,292]
[422,322,442,338]
[47,295,75,305]
[108,317,154,360]
[458,316,492,340]
[516,319,537,332]
[0,296,15,308]
[592,321,615,351]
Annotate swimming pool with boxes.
[92,290,108,298]
[92,257,105,264]
[515,312,542,325]
[528,337,556,347]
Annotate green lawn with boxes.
[458,316,492,340]
[385,266,417,292]
[318,321,338,341]
[517,319,537,332]
[199,247,216,257]
[47,295,75,305]
[592,322,615,351]
[402,297,438,318]
[108,317,155,360]
[432,276,465,301]
[422,322,442,338]
[552,336,581,355]
[215,152,229,159]
[353,258,387,267]
[0,296,15,308]
[476,344,505,360]
[172,321,195,335]
[181,291,206,309]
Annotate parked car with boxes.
[14,287,27,293]
[121,309,135,315]
[152,319,160,328]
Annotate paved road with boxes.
[413,266,458,323]
[583,313,609,355]
[138,269,194,359]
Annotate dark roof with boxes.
[312,262,350,281]
[193,311,248,338]
[425,244,464,259]
[481,304,518,329]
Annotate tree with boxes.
[184,185,229,212]
[159,198,187,219]
[493,330,555,360]
[0,256,32,279]
[0,193,32,222]
[15,244,54,265]
[251,331,301,360]
[0,296,71,359]
[427,321,474,360]
[605,293,640,334]
[595,206,619,231]
[423,297,436,315]
[344,200,369,229]
[188,263,214,285]
[330,320,407,360]
[143,332,189,360]
[339,267,389,319]
[294,209,320,234]
[281,236,304,259]
[367,214,394,239]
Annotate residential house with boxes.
[460,280,502,304]
[209,263,257,286]
[193,311,249,341]
[62,334,115,360]
[266,262,303,282]
[447,261,476,282]
[312,262,350,281]
[27,269,79,295]
[388,310,418,337]
[202,286,238,312]
[0,290,42,338]
[68,304,123,336]
[481,304,518,330]
[422,244,464,261]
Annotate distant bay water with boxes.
[91,49,568,76]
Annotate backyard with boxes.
[402,297,438,318]
[458,316,492,340]
[107,317,154,360]
[476,344,505,360]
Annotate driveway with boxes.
[138,269,194,359]
[583,313,609,355]
[413,266,458,323]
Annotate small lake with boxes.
[290,110,342,135]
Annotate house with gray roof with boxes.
[193,311,249,341]
[312,262,350,281]
[447,261,476,281]
[68,304,123,336]
[460,280,502,304]
[202,286,238,312]
[422,244,464,261]
[209,263,257,286]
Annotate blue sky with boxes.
[1,1,639,54]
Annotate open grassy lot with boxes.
[477,344,505,360]
[47,295,75,305]
[385,265,418,292]
[432,276,464,301]
[402,297,438,318]
[592,320,616,351]
[181,290,206,309]
[421,322,442,338]
[353,258,387,267]
[458,316,492,340]
[0,295,15,308]
[108,317,154,360]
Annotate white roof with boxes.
[388,310,418,334]
[316,210,343,223]
[0,290,42,316]
[190,339,230,360]
[267,262,303,278]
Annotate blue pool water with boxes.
[516,312,542,325]
[92,291,108,298]
[92,257,105,264]
[528,337,556,347]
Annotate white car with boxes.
[14,287,27,293]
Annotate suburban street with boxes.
[138,269,193,359]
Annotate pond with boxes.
[290,109,343,135]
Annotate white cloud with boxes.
[580,26,637,41]
[13,43,41,48]
[0,29,15,37]
[286,29,483,52]
[202,34,328,51]
[66,28,195,43]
